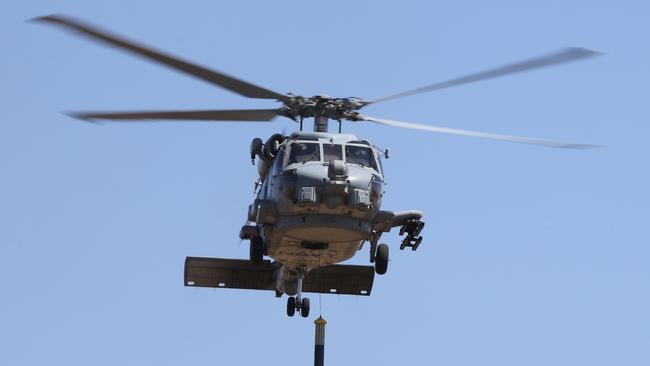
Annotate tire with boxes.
[375,243,389,275]
[300,298,310,318]
[287,297,296,317]
[249,236,264,265]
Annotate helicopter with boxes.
[33,14,600,318]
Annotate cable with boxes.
[318,251,322,315]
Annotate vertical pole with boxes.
[314,316,326,366]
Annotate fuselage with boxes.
[249,131,385,273]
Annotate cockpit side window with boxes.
[323,143,343,163]
[288,142,321,164]
[345,145,378,171]
[376,152,384,174]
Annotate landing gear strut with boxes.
[286,273,310,318]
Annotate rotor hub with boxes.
[279,95,365,122]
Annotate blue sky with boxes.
[1,1,649,365]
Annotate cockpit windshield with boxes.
[323,143,343,163]
[345,145,378,171]
[288,143,320,164]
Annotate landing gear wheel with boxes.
[300,298,310,318]
[375,243,389,275]
[287,297,296,317]
[249,236,264,265]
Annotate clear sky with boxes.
[1,1,648,365]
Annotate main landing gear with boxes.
[374,243,389,275]
[369,217,425,274]
[286,273,310,318]
[369,239,390,275]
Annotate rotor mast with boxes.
[314,116,328,132]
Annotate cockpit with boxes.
[344,145,378,171]
[285,142,381,172]
[288,142,321,164]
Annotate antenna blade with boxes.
[358,115,600,149]
[366,48,601,105]
[68,109,281,122]
[31,14,289,101]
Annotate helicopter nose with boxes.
[284,164,376,211]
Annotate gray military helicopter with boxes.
[34,15,600,318]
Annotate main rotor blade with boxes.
[366,47,600,105]
[358,115,600,149]
[69,109,281,122]
[32,14,288,101]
